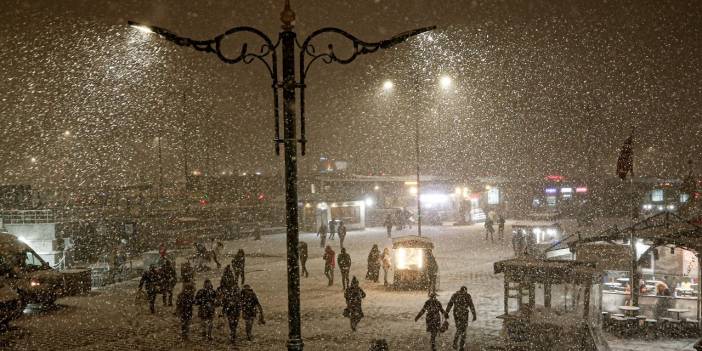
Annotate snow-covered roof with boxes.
[391,235,434,249]
[494,257,602,284]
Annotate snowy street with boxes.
[2,223,697,350]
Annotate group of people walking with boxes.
[138,247,263,344]
[483,213,506,242]
[384,208,414,238]
[317,219,348,248]
[415,287,477,351]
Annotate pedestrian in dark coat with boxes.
[181,260,195,284]
[160,259,177,306]
[329,219,337,240]
[415,293,447,351]
[446,287,476,351]
[299,241,309,278]
[338,222,347,248]
[497,214,506,240]
[323,245,336,286]
[366,245,381,283]
[217,267,241,344]
[426,250,439,294]
[337,248,352,290]
[484,216,495,241]
[318,223,328,248]
[232,249,246,285]
[384,215,393,238]
[344,276,366,331]
[138,264,160,314]
[175,282,196,339]
[194,279,217,340]
[240,284,265,341]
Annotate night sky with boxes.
[1,0,700,187]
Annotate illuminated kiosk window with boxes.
[651,189,664,202]
[392,235,434,289]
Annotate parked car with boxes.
[0,231,67,306]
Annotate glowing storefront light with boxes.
[394,247,424,270]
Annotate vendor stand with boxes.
[494,257,609,351]
[391,236,434,290]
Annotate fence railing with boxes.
[0,210,56,224]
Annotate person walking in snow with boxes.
[194,279,217,340]
[232,249,246,285]
[338,221,347,248]
[384,215,393,238]
[240,284,265,341]
[344,276,366,331]
[175,282,196,340]
[337,247,352,290]
[323,245,336,286]
[366,244,381,283]
[181,260,195,284]
[446,286,476,351]
[484,216,495,241]
[415,292,447,351]
[138,264,160,314]
[160,258,177,306]
[299,241,309,278]
[381,247,392,286]
[318,222,328,248]
[426,249,439,294]
[217,267,242,344]
[497,214,506,240]
[328,219,337,240]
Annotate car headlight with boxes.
[30,279,41,287]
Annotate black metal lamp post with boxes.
[129,1,433,350]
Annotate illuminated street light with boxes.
[30,157,37,163]
[382,80,394,91]
[63,130,71,137]
[129,3,434,349]
[439,75,452,89]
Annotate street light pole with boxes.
[414,77,422,237]
[129,2,434,349]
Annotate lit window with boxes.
[487,188,500,205]
[651,189,664,202]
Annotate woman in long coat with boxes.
[344,276,366,331]
[366,244,381,283]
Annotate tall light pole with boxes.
[155,136,163,202]
[382,74,452,237]
[130,2,433,349]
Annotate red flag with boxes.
[616,134,634,179]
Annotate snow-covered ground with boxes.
[1,223,698,350]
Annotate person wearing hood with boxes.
[240,284,265,341]
[366,245,381,283]
[160,258,177,307]
[299,241,309,278]
[337,247,352,290]
[217,267,242,344]
[175,282,196,340]
[318,222,328,248]
[323,245,336,286]
[446,286,477,351]
[344,276,366,331]
[194,279,217,340]
[232,249,246,285]
[415,293,447,351]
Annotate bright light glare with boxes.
[394,247,424,270]
[131,24,154,34]
[420,193,449,205]
[382,80,394,91]
[30,157,37,163]
[409,186,418,195]
[439,75,453,89]
[365,197,374,207]
[63,130,71,137]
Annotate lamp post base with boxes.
[287,338,304,351]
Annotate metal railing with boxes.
[0,209,55,224]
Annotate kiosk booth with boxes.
[494,257,609,351]
[392,236,434,289]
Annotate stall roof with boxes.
[511,220,560,228]
[550,211,702,253]
[392,235,434,249]
[494,257,602,284]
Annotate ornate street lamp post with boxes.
[129,1,434,349]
